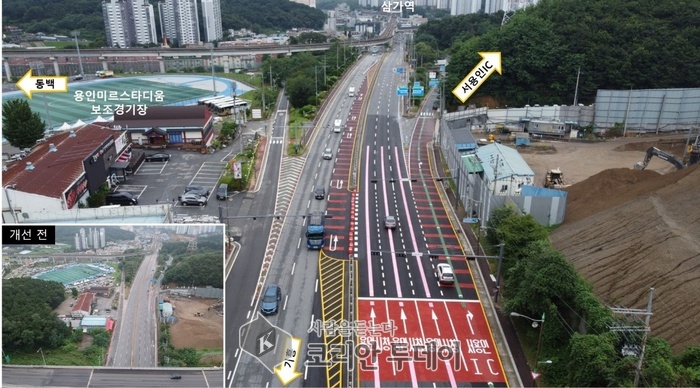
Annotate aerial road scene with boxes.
[2,225,224,387]
[3,0,700,387]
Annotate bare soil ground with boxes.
[169,297,223,359]
[520,135,699,353]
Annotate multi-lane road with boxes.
[108,238,160,367]
[226,33,510,387]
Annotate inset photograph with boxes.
[2,224,224,386]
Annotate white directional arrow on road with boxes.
[370,308,376,327]
[466,311,475,335]
[431,310,441,336]
[400,309,408,333]
[329,235,338,251]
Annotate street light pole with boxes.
[37,348,46,366]
[72,31,84,76]
[494,243,505,303]
[573,66,581,106]
[511,312,546,380]
[4,184,19,223]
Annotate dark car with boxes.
[314,187,325,200]
[106,191,138,206]
[170,374,182,380]
[179,192,207,206]
[145,153,171,162]
[184,185,210,197]
[216,183,228,200]
[73,74,84,81]
[260,284,282,315]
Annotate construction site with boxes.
[168,295,223,364]
[520,134,699,353]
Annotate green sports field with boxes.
[3,76,213,128]
[33,264,108,285]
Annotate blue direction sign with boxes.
[463,218,479,224]
[413,81,421,87]
[397,86,409,96]
[429,78,439,87]
[440,65,446,73]
[396,67,404,74]
[413,86,425,97]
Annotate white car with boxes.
[435,263,454,285]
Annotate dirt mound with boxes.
[551,165,700,352]
[562,167,696,224]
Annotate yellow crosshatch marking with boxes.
[318,251,348,388]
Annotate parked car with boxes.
[184,185,210,196]
[145,153,171,162]
[260,284,282,315]
[106,191,138,206]
[314,187,325,200]
[322,148,333,160]
[73,74,84,81]
[216,183,228,200]
[179,192,207,206]
[384,215,397,229]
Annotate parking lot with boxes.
[113,149,232,218]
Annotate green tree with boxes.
[2,99,46,148]
[565,333,618,386]
[71,288,78,298]
[286,75,315,108]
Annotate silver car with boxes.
[322,148,333,160]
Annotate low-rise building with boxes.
[72,293,94,318]
[111,105,214,148]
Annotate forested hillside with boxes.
[430,0,700,107]
[2,0,325,42]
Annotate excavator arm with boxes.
[635,147,685,170]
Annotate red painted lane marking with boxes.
[358,299,507,384]
[380,147,403,298]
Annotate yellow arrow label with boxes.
[15,69,68,99]
[451,52,502,104]
[274,336,302,386]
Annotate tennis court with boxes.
[33,264,109,285]
[2,75,243,129]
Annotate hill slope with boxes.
[550,165,700,352]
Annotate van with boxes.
[334,119,342,133]
[106,191,138,206]
[435,263,455,285]
[216,183,228,200]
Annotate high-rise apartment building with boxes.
[200,0,223,42]
[102,0,157,48]
[159,0,201,46]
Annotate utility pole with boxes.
[209,43,216,96]
[314,65,318,106]
[608,288,655,387]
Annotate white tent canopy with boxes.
[58,122,72,131]
[92,116,108,123]
[71,119,86,129]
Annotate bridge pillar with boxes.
[99,57,108,71]
[3,60,11,81]
[223,56,230,74]
[51,57,60,76]
[158,56,165,73]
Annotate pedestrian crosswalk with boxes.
[269,137,284,145]
[419,111,435,117]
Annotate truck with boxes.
[96,70,114,78]
[306,212,326,249]
[334,119,342,133]
[348,87,355,97]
